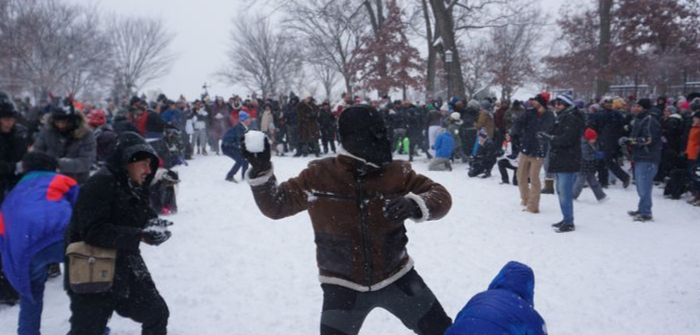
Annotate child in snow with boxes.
[468,128,498,178]
[573,128,607,202]
[444,261,548,335]
[242,105,453,335]
[429,128,455,171]
[0,152,78,335]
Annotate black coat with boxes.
[589,109,628,156]
[513,108,555,158]
[65,132,160,297]
[0,124,28,203]
[547,107,586,173]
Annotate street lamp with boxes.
[445,49,453,99]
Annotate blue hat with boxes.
[239,111,250,121]
[478,127,488,138]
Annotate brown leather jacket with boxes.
[247,152,451,292]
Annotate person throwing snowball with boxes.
[242,105,453,335]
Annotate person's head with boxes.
[554,93,574,112]
[531,93,548,111]
[663,105,677,117]
[338,105,392,167]
[584,128,598,144]
[86,109,107,129]
[632,99,652,115]
[21,152,58,174]
[602,96,613,110]
[239,111,252,127]
[477,128,488,144]
[0,104,17,134]
[693,112,700,126]
[126,151,155,186]
[129,96,144,110]
[194,100,202,110]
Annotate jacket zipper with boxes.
[355,175,373,288]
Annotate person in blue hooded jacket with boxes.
[444,261,548,335]
[0,152,78,335]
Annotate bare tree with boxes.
[312,62,339,101]
[219,15,302,98]
[462,42,493,100]
[283,0,368,95]
[108,16,175,99]
[0,0,111,100]
[486,9,544,101]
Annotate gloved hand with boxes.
[142,229,172,246]
[241,134,272,177]
[536,131,553,141]
[618,136,630,146]
[384,197,422,221]
[147,218,174,228]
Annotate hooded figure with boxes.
[65,132,170,335]
[33,99,96,184]
[242,104,454,335]
[444,261,548,335]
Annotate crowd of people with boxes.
[0,85,699,334]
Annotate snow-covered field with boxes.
[1,153,699,335]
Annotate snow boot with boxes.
[633,214,653,222]
[551,220,564,228]
[555,223,575,233]
[541,179,555,194]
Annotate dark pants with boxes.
[320,269,451,335]
[68,276,169,335]
[321,129,336,153]
[598,154,629,187]
[225,150,248,179]
[498,159,518,185]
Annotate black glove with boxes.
[384,197,422,221]
[536,131,553,141]
[241,134,272,177]
[142,229,172,246]
[147,217,174,228]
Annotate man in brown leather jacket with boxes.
[243,105,453,335]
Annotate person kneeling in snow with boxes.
[444,261,548,335]
[429,128,455,171]
[0,152,78,335]
[242,105,453,335]
[468,128,498,178]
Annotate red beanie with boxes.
[584,128,598,141]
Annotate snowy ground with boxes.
[1,153,699,335]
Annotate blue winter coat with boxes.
[630,110,662,163]
[0,172,78,302]
[433,131,455,158]
[221,123,248,155]
[444,261,548,335]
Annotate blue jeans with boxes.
[18,242,64,335]
[634,162,659,216]
[555,173,577,224]
[225,150,248,179]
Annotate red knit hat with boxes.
[584,128,598,141]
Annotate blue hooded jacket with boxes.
[444,261,548,335]
[433,131,455,158]
[0,172,78,302]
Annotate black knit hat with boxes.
[634,98,652,110]
[22,152,58,173]
[0,91,17,118]
[338,105,392,166]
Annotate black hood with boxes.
[338,105,392,167]
[106,132,159,186]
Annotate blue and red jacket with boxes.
[0,172,78,301]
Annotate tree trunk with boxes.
[596,0,613,98]
[429,0,466,99]
[422,0,436,97]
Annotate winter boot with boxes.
[551,220,564,228]
[541,179,555,194]
[555,223,575,233]
[633,214,653,222]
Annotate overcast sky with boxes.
[89,0,569,101]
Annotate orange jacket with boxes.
[687,126,700,161]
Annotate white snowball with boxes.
[245,130,266,153]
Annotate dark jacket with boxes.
[547,106,586,173]
[33,114,96,184]
[589,108,627,156]
[318,108,337,134]
[513,108,555,158]
[297,101,320,142]
[630,110,662,163]
[0,124,27,203]
[444,261,547,335]
[64,132,159,297]
[221,123,248,155]
[248,154,451,292]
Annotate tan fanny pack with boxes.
[66,242,117,294]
